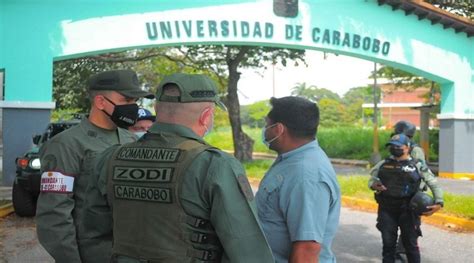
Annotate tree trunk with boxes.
[226,48,254,162]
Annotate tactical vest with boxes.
[375,158,421,207]
[107,133,223,262]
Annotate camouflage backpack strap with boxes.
[105,144,128,206]
[205,148,255,210]
[174,139,213,209]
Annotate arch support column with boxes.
[438,115,474,180]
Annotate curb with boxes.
[438,172,474,181]
[0,202,14,218]
[225,150,371,168]
[342,196,474,232]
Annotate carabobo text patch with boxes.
[40,171,74,193]
[113,166,173,182]
[116,147,180,162]
[114,185,172,203]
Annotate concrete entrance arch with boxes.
[1,0,473,185]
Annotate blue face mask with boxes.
[261,123,280,147]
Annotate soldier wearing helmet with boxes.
[368,134,444,263]
[393,121,425,163]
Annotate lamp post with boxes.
[370,62,381,165]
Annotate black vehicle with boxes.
[12,119,80,217]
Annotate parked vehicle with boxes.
[12,119,80,217]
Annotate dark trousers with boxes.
[376,206,422,263]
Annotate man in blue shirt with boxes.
[256,96,341,263]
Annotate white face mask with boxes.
[134,131,146,138]
[261,123,281,148]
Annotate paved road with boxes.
[335,207,474,263]
[1,208,473,262]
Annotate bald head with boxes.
[155,84,214,134]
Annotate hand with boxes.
[371,182,387,192]
[422,204,442,216]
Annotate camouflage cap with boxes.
[88,69,155,99]
[156,73,227,111]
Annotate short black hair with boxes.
[268,96,319,138]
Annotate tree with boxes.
[53,46,305,161]
[426,0,474,19]
[318,98,350,127]
[244,100,270,128]
[375,65,440,105]
[291,82,340,102]
[342,86,373,124]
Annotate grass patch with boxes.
[0,200,11,206]
[442,193,474,220]
[338,175,474,220]
[244,162,474,220]
[207,126,439,162]
[337,175,374,200]
[243,159,273,180]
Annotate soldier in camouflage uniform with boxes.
[392,120,435,259]
[84,73,274,263]
[369,134,443,263]
[36,69,154,262]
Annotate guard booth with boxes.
[1,0,473,185]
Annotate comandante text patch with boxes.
[113,166,173,182]
[114,185,172,203]
[116,147,180,162]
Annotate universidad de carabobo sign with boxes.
[145,20,390,56]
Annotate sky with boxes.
[237,50,377,105]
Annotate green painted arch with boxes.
[1,0,473,117]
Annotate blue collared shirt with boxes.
[256,140,341,263]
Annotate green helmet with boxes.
[409,191,434,215]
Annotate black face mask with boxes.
[389,146,404,157]
[103,97,138,128]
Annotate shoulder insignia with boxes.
[87,130,98,137]
[42,154,57,170]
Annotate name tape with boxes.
[117,147,180,162]
[114,185,172,203]
[113,167,173,182]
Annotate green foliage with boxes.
[241,100,270,128]
[426,0,474,20]
[53,58,117,111]
[318,98,352,127]
[442,193,474,220]
[207,126,439,162]
[337,176,374,200]
[50,108,82,122]
[375,65,440,105]
[317,127,391,160]
[204,127,234,151]
[243,159,273,179]
[214,108,230,128]
[337,176,474,219]
[291,82,340,102]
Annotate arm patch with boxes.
[40,171,75,193]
